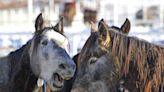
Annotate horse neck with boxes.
[9,40,30,77]
[110,32,164,91]
[8,40,38,91]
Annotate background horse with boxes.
[71,19,164,92]
[71,19,131,92]
[0,13,76,92]
[101,19,164,92]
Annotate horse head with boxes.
[72,19,131,92]
[29,13,76,91]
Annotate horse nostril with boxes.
[59,64,66,69]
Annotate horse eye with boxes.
[89,57,98,64]
[41,40,48,46]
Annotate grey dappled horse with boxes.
[0,13,76,92]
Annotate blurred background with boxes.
[1,0,164,57]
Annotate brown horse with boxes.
[0,13,76,92]
[71,19,164,92]
[73,19,130,92]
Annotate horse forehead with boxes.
[80,35,95,55]
[42,29,68,46]
[78,34,97,65]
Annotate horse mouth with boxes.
[53,73,64,89]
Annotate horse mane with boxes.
[108,27,164,91]
[6,40,40,92]
[8,40,31,74]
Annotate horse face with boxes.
[72,26,113,92]
[72,19,131,92]
[90,19,131,58]
[72,55,115,92]
[29,13,76,91]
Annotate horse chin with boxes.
[47,73,65,91]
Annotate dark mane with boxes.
[9,40,31,76]
[5,40,38,92]
[106,24,164,91]
[111,26,120,31]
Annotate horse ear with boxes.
[35,13,44,32]
[54,17,64,34]
[121,18,131,34]
[98,20,111,48]
[98,19,104,28]
[98,20,109,38]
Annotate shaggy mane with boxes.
[105,24,164,91]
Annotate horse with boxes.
[72,19,130,92]
[71,19,164,92]
[0,13,76,92]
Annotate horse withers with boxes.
[0,13,76,92]
[71,19,131,92]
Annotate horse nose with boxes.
[71,60,76,71]
[73,64,76,71]
[59,60,76,72]
[73,64,76,70]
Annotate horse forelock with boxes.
[31,27,69,55]
[109,28,164,91]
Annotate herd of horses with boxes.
[0,13,163,92]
